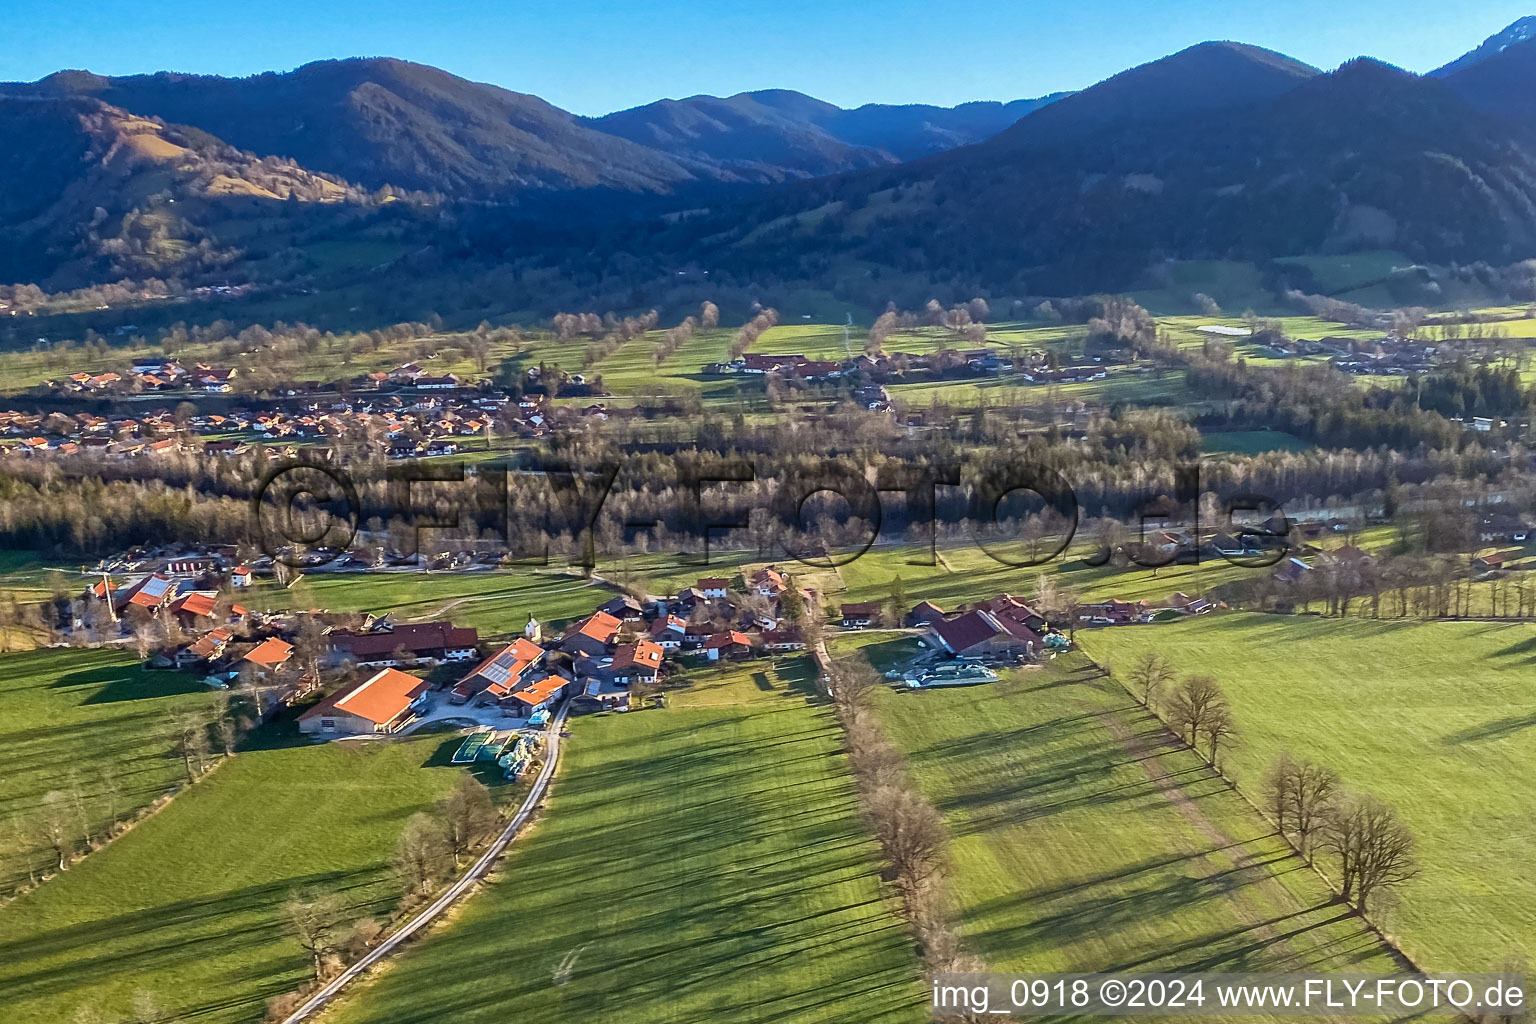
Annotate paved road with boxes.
[279,700,571,1024]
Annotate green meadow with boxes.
[847,641,1402,1022]
[0,649,223,889]
[1081,614,1536,971]
[0,728,474,1024]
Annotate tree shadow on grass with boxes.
[1440,712,1536,745]
[54,665,208,705]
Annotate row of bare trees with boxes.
[1263,753,1418,915]
[1123,652,1419,920]
[729,307,779,359]
[826,659,982,981]
[1126,654,1238,769]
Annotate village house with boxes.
[608,641,663,685]
[696,578,731,600]
[1077,599,1155,626]
[760,628,806,652]
[840,602,883,629]
[648,615,687,650]
[243,637,295,676]
[298,668,431,737]
[504,676,567,718]
[749,566,790,598]
[704,630,753,661]
[562,611,621,658]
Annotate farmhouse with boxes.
[1077,600,1154,626]
[242,637,294,675]
[298,668,431,736]
[928,609,1042,659]
[451,637,546,704]
[648,614,687,650]
[696,578,731,599]
[609,640,663,684]
[704,630,753,661]
[840,602,883,628]
[329,621,480,667]
[760,628,806,652]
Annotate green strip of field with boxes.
[1080,614,1536,972]
[0,649,224,888]
[850,642,1399,1024]
[325,658,927,1024]
[0,730,475,1024]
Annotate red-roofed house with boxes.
[696,578,731,599]
[704,631,753,661]
[170,591,221,629]
[648,615,686,650]
[840,602,884,628]
[505,676,567,717]
[451,638,546,704]
[562,611,621,658]
[117,574,177,615]
[243,637,294,674]
[609,640,663,684]
[928,610,1041,659]
[298,668,431,736]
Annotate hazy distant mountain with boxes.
[587,91,898,182]
[3,59,707,196]
[1431,16,1536,77]
[589,89,1069,177]
[823,95,1069,159]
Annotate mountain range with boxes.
[5,17,1536,301]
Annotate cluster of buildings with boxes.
[0,389,608,460]
[296,565,816,738]
[55,358,239,395]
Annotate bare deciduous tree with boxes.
[283,889,347,979]
[1322,793,1418,912]
[393,812,450,895]
[1127,651,1176,708]
[438,775,495,866]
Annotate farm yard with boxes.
[1080,614,1536,971]
[843,640,1403,1019]
[322,657,928,1024]
[0,728,479,1024]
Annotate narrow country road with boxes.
[279,700,572,1024]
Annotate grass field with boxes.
[323,657,927,1024]
[244,570,613,636]
[846,642,1401,1016]
[0,649,224,889]
[0,724,478,1024]
[1079,614,1536,972]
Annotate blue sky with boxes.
[3,1,1529,114]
